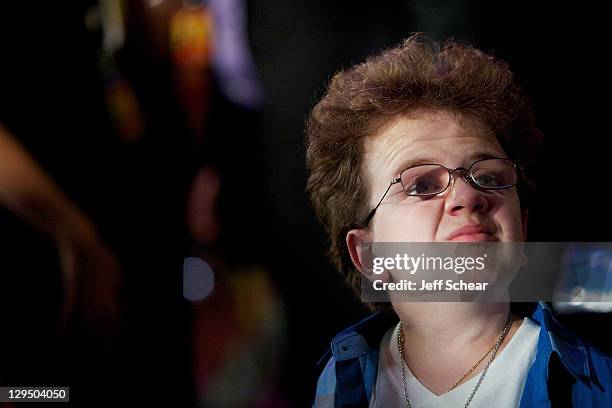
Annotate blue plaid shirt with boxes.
[314,302,612,407]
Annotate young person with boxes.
[306,34,612,407]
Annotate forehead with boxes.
[363,110,506,177]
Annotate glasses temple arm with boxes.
[362,178,399,226]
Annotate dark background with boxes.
[0,1,610,406]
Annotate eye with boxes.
[473,173,498,188]
[470,159,517,188]
[405,176,443,195]
[400,164,448,196]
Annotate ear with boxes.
[347,228,391,284]
[346,228,371,273]
[347,227,398,295]
[521,209,529,241]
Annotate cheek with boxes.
[372,205,441,242]
[497,197,524,241]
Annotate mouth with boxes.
[446,225,497,242]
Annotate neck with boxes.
[392,302,518,396]
[394,301,511,355]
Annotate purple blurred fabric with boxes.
[210,0,265,109]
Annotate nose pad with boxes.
[444,167,489,215]
[448,168,474,191]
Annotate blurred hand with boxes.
[0,125,122,336]
[55,229,122,337]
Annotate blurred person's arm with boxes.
[0,124,120,335]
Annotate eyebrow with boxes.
[393,151,504,174]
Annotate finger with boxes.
[56,237,79,331]
[83,285,122,338]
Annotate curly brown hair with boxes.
[305,34,542,308]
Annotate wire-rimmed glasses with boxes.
[363,158,520,226]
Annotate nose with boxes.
[443,171,489,216]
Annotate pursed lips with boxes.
[446,224,497,242]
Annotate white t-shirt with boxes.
[369,317,540,407]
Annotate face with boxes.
[348,110,526,249]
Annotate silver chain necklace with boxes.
[397,313,512,408]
